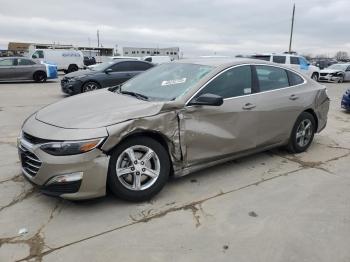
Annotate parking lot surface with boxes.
[0,78,349,262]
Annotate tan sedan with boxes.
[18,58,330,201]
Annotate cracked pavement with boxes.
[0,79,349,262]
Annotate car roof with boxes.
[175,58,271,67]
[0,57,27,59]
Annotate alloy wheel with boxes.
[296,119,313,147]
[83,83,99,92]
[115,145,161,191]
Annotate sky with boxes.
[0,0,349,57]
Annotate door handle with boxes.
[242,103,256,110]
[289,94,299,100]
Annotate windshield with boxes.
[90,61,114,71]
[119,63,213,101]
[328,64,347,70]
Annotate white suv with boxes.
[249,54,320,81]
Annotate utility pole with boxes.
[288,4,295,53]
[97,30,100,48]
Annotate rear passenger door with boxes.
[13,59,37,80]
[252,65,306,147]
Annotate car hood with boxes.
[320,69,344,74]
[65,69,97,77]
[35,90,165,129]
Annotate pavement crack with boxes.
[0,174,23,184]
[0,186,37,212]
[25,167,303,260]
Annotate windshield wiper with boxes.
[119,90,149,101]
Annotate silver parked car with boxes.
[0,57,48,82]
[18,59,330,201]
[319,63,350,83]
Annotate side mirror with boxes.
[105,68,113,74]
[189,93,224,106]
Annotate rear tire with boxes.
[287,112,316,153]
[67,64,78,73]
[33,71,47,83]
[81,81,100,93]
[107,136,170,202]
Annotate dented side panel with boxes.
[101,111,184,173]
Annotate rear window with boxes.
[256,65,289,92]
[0,59,14,66]
[17,59,36,66]
[272,56,286,64]
[287,70,304,86]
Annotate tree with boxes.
[335,51,349,61]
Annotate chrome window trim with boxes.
[185,63,307,106]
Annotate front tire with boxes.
[338,75,344,83]
[311,73,319,81]
[67,64,78,73]
[107,137,170,202]
[287,112,316,153]
[81,81,100,93]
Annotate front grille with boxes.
[19,145,42,177]
[23,132,52,144]
[320,73,328,76]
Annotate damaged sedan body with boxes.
[18,58,330,201]
[319,63,350,83]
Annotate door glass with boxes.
[256,65,289,91]
[32,51,44,59]
[132,62,154,71]
[272,56,286,64]
[110,62,133,72]
[0,59,14,66]
[197,66,252,98]
[250,55,271,61]
[287,70,304,86]
[290,56,300,65]
[17,59,36,66]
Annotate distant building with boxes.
[123,47,180,60]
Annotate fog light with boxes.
[46,172,83,185]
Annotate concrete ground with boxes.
[0,77,349,262]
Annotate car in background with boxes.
[19,58,329,201]
[313,59,337,70]
[30,49,84,73]
[341,88,350,111]
[83,56,96,66]
[249,53,320,81]
[61,59,154,95]
[0,57,57,82]
[142,56,172,64]
[319,63,350,83]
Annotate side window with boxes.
[32,51,44,59]
[197,66,252,99]
[287,70,304,86]
[109,62,133,72]
[0,59,14,66]
[272,56,286,64]
[256,65,289,92]
[17,59,36,66]
[251,55,271,61]
[290,56,300,65]
[132,62,153,71]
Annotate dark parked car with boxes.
[341,88,350,111]
[61,60,154,95]
[83,56,96,66]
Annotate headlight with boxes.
[40,138,104,156]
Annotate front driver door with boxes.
[101,61,135,87]
[181,65,259,166]
[0,58,16,80]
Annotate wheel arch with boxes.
[303,108,318,132]
[105,130,175,175]
[81,80,101,92]
[33,70,47,78]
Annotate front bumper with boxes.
[61,78,83,95]
[19,115,110,200]
[318,73,342,82]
